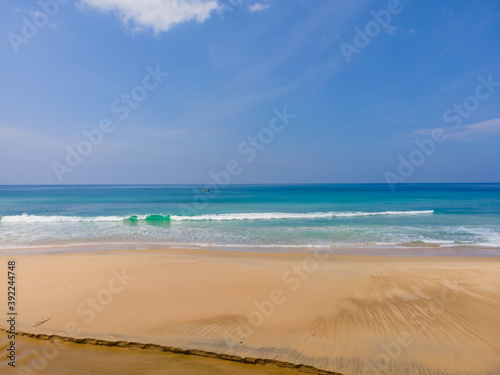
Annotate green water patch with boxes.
[123,214,171,226]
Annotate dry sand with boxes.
[1,248,499,374]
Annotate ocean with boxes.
[0,184,499,254]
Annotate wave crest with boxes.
[0,210,434,223]
[170,210,434,221]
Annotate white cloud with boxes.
[248,3,270,13]
[80,0,220,33]
[413,118,500,141]
[451,118,500,139]
[0,125,66,148]
[0,125,37,141]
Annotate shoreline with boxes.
[2,242,500,257]
[1,247,499,374]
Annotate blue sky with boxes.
[0,0,499,184]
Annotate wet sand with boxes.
[0,332,321,375]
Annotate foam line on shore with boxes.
[2,329,343,375]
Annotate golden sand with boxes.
[1,248,499,374]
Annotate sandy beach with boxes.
[1,248,500,374]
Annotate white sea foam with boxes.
[170,210,435,221]
[0,210,435,223]
[0,213,125,223]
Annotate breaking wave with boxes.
[0,210,434,223]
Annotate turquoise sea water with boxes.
[0,184,499,253]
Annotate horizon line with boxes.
[0,182,499,187]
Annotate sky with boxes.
[0,0,499,185]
